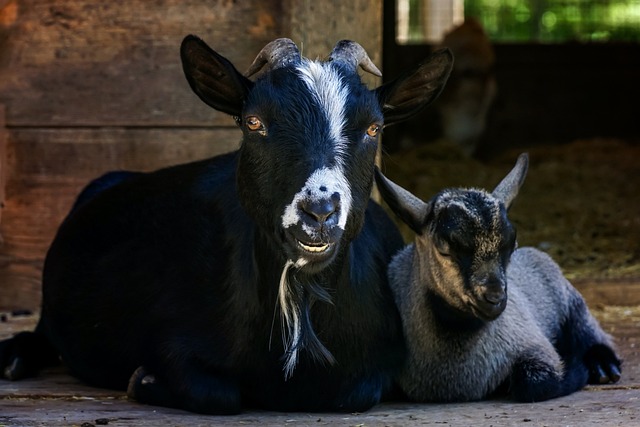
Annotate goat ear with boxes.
[375,168,429,234]
[181,35,253,117]
[492,153,529,209]
[375,48,453,127]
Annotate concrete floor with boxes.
[1,282,639,427]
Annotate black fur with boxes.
[0,37,453,414]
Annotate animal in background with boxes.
[375,153,621,402]
[385,18,496,156]
[436,18,497,156]
[0,36,453,414]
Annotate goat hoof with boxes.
[593,364,609,384]
[590,361,621,384]
[3,357,25,381]
[585,344,622,385]
[607,363,621,383]
[127,366,153,399]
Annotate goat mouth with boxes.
[297,240,332,253]
[470,300,506,321]
[282,226,342,271]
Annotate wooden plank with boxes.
[0,0,282,127]
[0,104,5,227]
[7,127,241,178]
[1,0,384,127]
[1,303,639,425]
[284,0,383,89]
[1,387,639,426]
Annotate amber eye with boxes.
[245,116,265,134]
[366,123,381,138]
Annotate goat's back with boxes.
[507,247,578,337]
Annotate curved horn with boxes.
[328,40,382,77]
[245,38,300,77]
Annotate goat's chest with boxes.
[400,313,516,401]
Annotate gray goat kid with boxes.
[375,153,621,402]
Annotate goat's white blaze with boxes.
[281,166,352,233]
[280,60,355,236]
[296,59,350,164]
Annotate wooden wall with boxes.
[0,105,5,227]
[0,0,383,310]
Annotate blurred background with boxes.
[384,0,639,157]
[381,0,639,289]
[0,0,638,311]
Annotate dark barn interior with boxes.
[0,0,639,425]
[380,1,640,283]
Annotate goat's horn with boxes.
[245,38,300,77]
[328,40,382,77]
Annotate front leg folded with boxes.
[0,331,59,381]
[127,364,242,414]
[509,346,583,402]
[332,373,388,412]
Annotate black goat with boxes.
[0,36,453,414]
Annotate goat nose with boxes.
[300,197,339,225]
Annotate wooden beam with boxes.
[0,104,5,228]
[0,0,282,127]
[283,0,383,89]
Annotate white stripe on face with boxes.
[280,60,355,235]
[281,166,352,233]
[296,59,350,164]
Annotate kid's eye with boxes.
[436,239,451,257]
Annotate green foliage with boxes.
[465,0,640,43]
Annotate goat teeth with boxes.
[298,241,330,253]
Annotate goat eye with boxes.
[245,116,265,134]
[435,239,451,257]
[366,123,381,138]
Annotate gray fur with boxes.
[376,153,621,402]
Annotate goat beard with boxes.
[272,259,336,380]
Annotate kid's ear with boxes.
[492,153,529,210]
